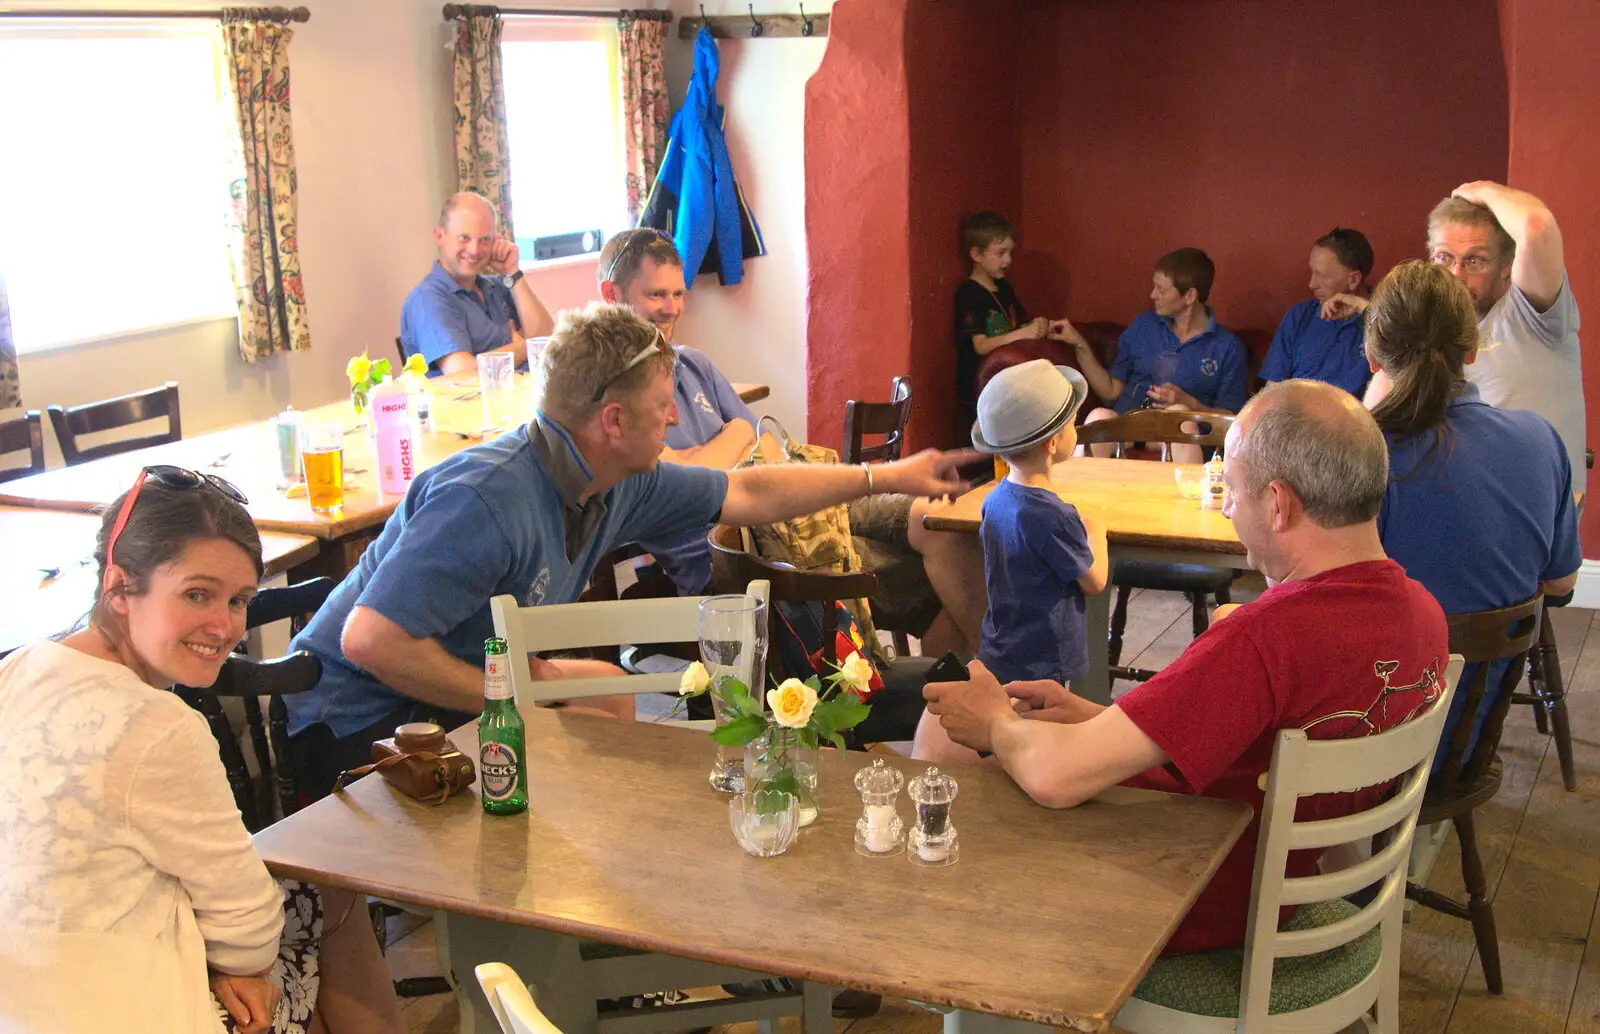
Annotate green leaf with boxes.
[812,695,871,734]
[820,730,847,751]
[371,357,393,381]
[721,682,763,718]
[759,768,801,801]
[710,714,768,747]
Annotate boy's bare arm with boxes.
[1076,513,1110,596]
[972,317,1050,356]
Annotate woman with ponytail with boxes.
[0,468,404,1034]
[1366,261,1580,764]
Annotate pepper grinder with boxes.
[854,758,905,856]
[907,765,959,866]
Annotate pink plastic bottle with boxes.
[371,378,416,496]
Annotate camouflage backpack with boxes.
[737,416,884,659]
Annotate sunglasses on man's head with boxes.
[106,465,249,566]
[602,227,674,286]
[590,328,676,403]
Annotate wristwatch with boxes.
[503,270,525,288]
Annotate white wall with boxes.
[6,0,822,460]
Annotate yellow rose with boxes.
[767,678,818,729]
[403,352,428,378]
[679,660,710,696]
[837,651,873,695]
[346,353,372,387]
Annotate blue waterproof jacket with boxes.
[639,27,764,286]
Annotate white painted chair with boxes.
[452,580,831,1034]
[476,962,565,1034]
[489,579,769,715]
[1112,655,1463,1033]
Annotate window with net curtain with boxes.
[0,20,238,353]
[499,16,631,258]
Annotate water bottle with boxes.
[370,378,416,497]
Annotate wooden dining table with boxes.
[0,505,319,657]
[253,707,1251,1034]
[923,457,1249,703]
[0,375,769,578]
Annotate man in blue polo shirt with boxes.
[286,302,973,796]
[399,191,555,376]
[1259,228,1375,397]
[1061,248,1249,456]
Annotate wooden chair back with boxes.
[707,523,877,672]
[490,579,769,705]
[1434,595,1541,795]
[47,381,181,465]
[475,963,566,1034]
[1075,408,1234,460]
[173,576,336,831]
[1119,656,1463,1032]
[395,336,408,364]
[0,410,46,482]
[841,376,912,464]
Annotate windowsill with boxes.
[16,311,238,358]
[521,252,602,273]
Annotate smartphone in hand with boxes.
[923,650,970,684]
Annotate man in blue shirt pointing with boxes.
[1259,228,1375,397]
[288,302,974,796]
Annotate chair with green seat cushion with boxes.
[1114,655,1463,1034]
[1129,898,1380,1018]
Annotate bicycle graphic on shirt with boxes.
[1301,658,1443,736]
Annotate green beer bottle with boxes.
[479,637,528,815]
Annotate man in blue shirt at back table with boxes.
[1058,248,1250,458]
[287,302,974,797]
[399,191,555,376]
[1258,228,1375,397]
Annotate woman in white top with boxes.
[0,466,404,1034]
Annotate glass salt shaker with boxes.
[907,765,959,866]
[854,758,905,856]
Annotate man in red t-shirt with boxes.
[924,379,1448,954]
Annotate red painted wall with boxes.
[905,0,1025,449]
[803,0,914,450]
[1009,0,1508,340]
[1499,0,1600,554]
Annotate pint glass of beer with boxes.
[299,423,345,514]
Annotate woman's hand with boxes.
[210,971,279,1034]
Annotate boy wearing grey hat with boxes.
[969,360,1109,686]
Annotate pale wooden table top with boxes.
[0,377,770,540]
[253,708,1249,1032]
[925,457,1245,556]
[0,505,319,656]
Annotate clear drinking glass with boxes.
[477,352,517,431]
[699,593,768,793]
[729,790,799,858]
[1152,350,1181,386]
[298,423,344,514]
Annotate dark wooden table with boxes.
[0,505,319,656]
[253,708,1250,1034]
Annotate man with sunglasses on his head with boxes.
[285,302,975,799]
[399,191,556,377]
[596,228,989,660]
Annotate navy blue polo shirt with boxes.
[399,261,520,375]
[977,478,1097,684]
[1259,299,1371,397]
[1108,310,1250,413]
[287,415,729,739]
[1378,383,1581,765]
[638,344,759,593]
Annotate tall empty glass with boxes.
[699,594,768,793]
[477,352,516,431]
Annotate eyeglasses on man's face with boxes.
[1430,251,1499,275]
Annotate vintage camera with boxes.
[365,722,477,802]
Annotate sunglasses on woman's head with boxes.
[106,465,249,566]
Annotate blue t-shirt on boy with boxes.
[1109,310,1250,414]
[1259,299,1371,397]
[288,416,729,739]
[978,478,1097,684]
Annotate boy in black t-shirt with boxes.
[954,212,1071,416]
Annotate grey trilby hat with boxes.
[970,360,1090,455]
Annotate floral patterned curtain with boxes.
[452,10,515,238]
[221,10,312,362]
[0,272,18,409]
[619,12,670,224]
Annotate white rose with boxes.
[837,651,873,694]
[679,660,711,696]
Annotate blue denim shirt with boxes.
[399,261,519,375]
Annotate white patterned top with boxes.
[0,639,284,1033]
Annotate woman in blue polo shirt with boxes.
[1365,260,1581,765]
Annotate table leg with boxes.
[1070,589,1113,706]
[433,911,597,1034]
[944,1011,1054,1034]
